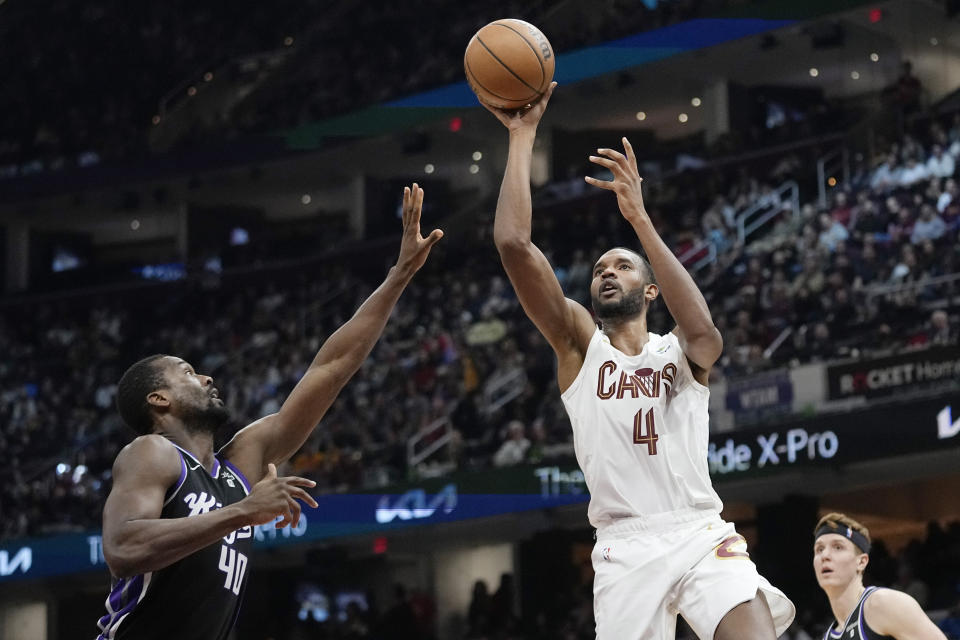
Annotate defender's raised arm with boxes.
[223,184,443,475]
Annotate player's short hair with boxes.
[814,512,871,553]
[116,354,170,435]
[608,247,656,285]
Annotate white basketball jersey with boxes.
[560,329,722,527]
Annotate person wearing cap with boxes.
[813,512,946,640]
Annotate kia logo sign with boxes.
[938,406,960,440]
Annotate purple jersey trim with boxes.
[221,459,253,493]
[97,573,147,639]
[163,452,189,506]
[170,443,220,479]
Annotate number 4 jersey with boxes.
[560,329,723,528]
[96,442,253,640]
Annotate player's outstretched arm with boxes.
[483,84,595,386]
[586,138,722,378]
[865,589,948,640]
[222,184,442,476]
[102,437,317,578]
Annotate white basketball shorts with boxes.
[592,509,795,640]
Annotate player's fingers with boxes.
[276,504,294,529]
[424,229,444,248]
[289,487,319,509]
[588,155,627,178]
[479,99,510,124]
[266,463,277,479]
[584,176,615,190]
[287,498,301,527]
[622,137,639,172]
[402,187,411,227]
[537,81,557,109]
[283,475,318,488]
[414,184,424,220]
[596,147,628,164]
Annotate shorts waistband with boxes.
[594,509,719,540]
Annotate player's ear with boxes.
[857,553,869,574]
[645,283,659,301]
[147,390,170,408]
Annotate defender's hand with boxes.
[585,137,650,225]
[396,183,443,276]
[481,82,557,134]
[239,463,318,529]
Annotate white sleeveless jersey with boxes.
[560,329,722,527]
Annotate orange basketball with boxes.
[464,19,555,111]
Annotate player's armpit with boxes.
[671,325,722,385]
[865,589,948,640]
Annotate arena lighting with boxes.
[870,52,879,62]
[868,8,883,22]
[469,164,480,174]
[851,71,861,80]
[691,97,701,107]
[300,194,311,205]
[472,150,482,161]
[283,36,294,46]
[130,220,140,230]
[636,111,647,121]
[151,115,161,125]
[187,86,197,96]
[809,68,819,77]
[448,116,463,132]
[372,537,388,554]
[424,163,435,174]
[203,71,214,82]
[678,113,688,123]
[930,37,939,46]
[828,177,837,186]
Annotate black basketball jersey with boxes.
[822,587,896,640]
[95,443,254,640]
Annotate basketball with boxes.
[464,19,555,111]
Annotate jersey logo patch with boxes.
[184,491,220,516]
[601,546,612,561]
[655,343,671,354]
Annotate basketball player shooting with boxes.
[94,185,442,640]
[483,84,794,639]
[813,513,946,640]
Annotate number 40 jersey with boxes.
[560,330,723,528]
[96,443,253,640]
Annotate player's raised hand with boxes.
[396,183,443,276]
[240,463,318,529]
[585,137,650,225]
[481,82,557,133]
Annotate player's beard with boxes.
[182,399,231,436]
[592,287,648,322]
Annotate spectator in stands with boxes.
[818,212,850,252]
[830,192,853,228]
[912,205,947,244]
[871,153,903,190]
[927,310,955,347]
[492,420,530,467]
[928,145,956,179]
[936,179,957,214]
[900,157,931,187]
